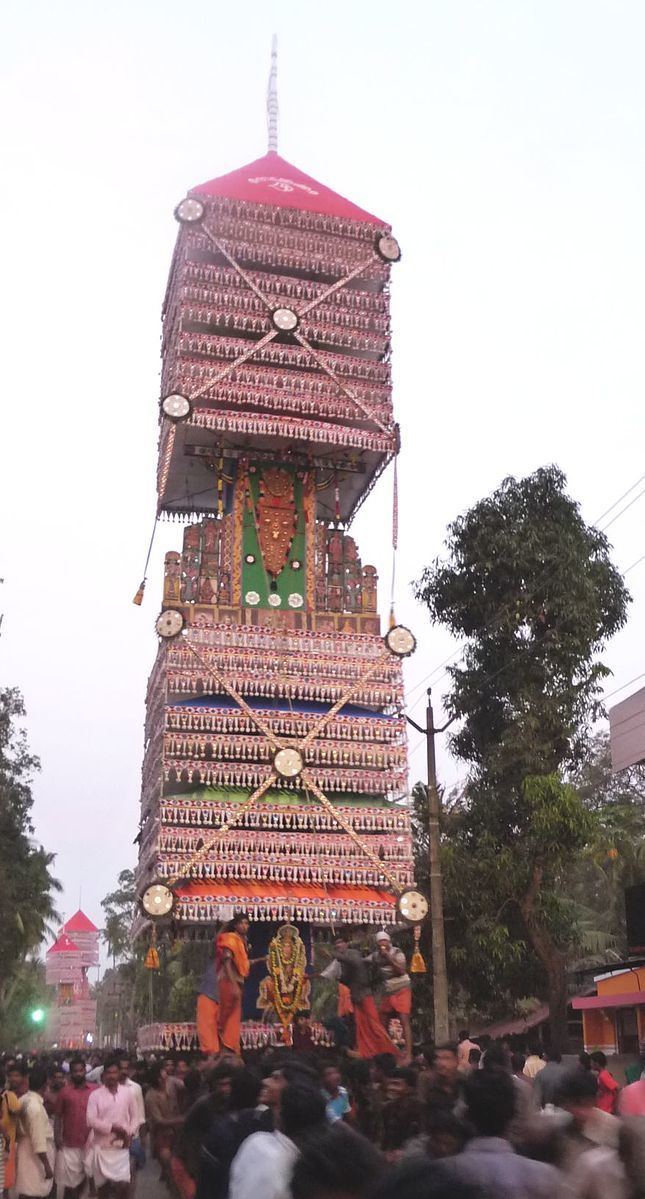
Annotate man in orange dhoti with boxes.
[371,930,413,1064]
[332,934,400,1061]
[337,982,354,1018]
[215,913,252,1057]
[195,958,220,1055]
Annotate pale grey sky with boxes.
[1,0,644,942]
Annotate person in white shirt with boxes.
[86,1060,139,1196]
[457,1030,481,1071]
[15,1068,55,1198]
[117,1059,145,1131]
[523,1043,546,1081]
[118,1057,146,1173]
[229,1083,326,1199]
[86,1059,104,1085]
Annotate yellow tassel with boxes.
[410,924,426,973]
[144,946,160,970]
[217,452,224,518]
[133,580,146,606]
[389,606,396,629]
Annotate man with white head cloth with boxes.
[371,930,413,1064]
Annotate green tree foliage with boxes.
[0,688,61,1038]
[414,467,630,1048]
[567,733,645,964]
[96,869,208,1042]
[0,958,50,1049]
[101,869,137,967]
[412,737,645,1032]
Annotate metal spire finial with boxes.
[267,35,278,153]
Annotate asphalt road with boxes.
[133,1156,171,1199]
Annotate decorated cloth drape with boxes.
[216,931,250,979]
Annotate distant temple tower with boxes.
[135,70,418,1047]
[45,910,99,1049]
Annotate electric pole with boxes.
[406,688,452,1043]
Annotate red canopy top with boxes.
[572,991,645,1010]
[48,933,80,955]
[192,151,384,225]
[64,909,99,933]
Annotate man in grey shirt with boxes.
[331,934,399,1060]
[444,1069,563,1198]
[533,1049,568,1108]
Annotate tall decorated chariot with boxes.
[135,55,425,1050]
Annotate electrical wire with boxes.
[601,486,645,533]
[602,673,645,703]
[593,472,645,526]
[624,552,645,577]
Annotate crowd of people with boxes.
[2,1034,645,1199]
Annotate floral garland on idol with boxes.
[267,924,308,1029]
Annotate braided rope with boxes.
[166,773,277,886]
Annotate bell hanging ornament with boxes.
[410,923,427,974]
[144,945,160,970]
[132,580,146,606]
[144,926,160,971]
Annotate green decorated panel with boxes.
[169,786,395,809]
[241,463,307,611]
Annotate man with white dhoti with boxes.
[86,1060,138,1197]
[15,1067,55,1198]
[54,1057,96,1197]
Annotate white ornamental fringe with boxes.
[162,738,406,769]
[174,897,398,925]
[159,801,411,834]
[137,1020,334,1054]
[163,707,407,745]
[156,829,410,857]
[160,761,407,795]
[156,859,414,887]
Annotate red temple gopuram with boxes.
[135,60,419,1051]
[45,910,99,1049]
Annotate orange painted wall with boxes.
[597,968,645,995]
[582,1008,616,1052]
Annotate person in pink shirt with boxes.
[618,1076,645,1116]
[86,1059,139,1196]
[590,1052,620,1114]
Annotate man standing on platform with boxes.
[216,912,251,1057]
[216,912,266,1057]
[371,931,413,1064]
[54,1058,95,1198]
[196,955,220,1056]
[86,1059,138,1197]
[332,934,399,1061]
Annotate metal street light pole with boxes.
[406,688,453,1044]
